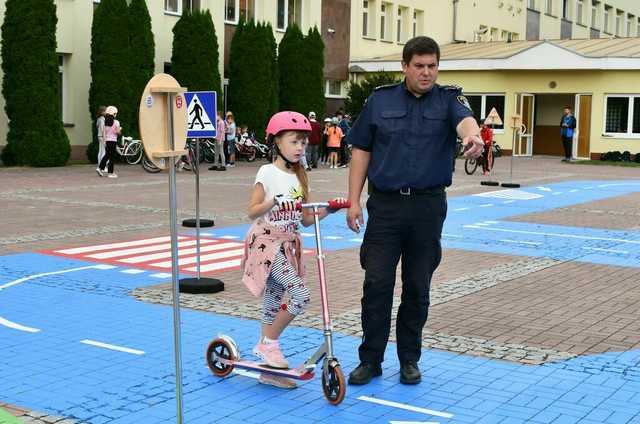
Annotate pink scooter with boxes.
[206,199,351,405]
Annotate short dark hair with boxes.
[564,105,572,110]
[402,36,440,65]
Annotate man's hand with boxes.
[462,135,483,159]
[347,202,364,233]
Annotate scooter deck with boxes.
[222,358,315,380]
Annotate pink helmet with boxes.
[266,111,311,137]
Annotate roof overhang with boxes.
[350,41,640,73]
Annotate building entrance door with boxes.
[515,93,535,156]
[575,94,592,159]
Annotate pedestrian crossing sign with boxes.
[185,91,217,138]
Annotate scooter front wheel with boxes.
[206,338,237,377]
[321,360,346,405]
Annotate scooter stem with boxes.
[312,205,335,359]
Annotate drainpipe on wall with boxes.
[452,0,464,43]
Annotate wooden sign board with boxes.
[509,114,522,129]
[139,74,188,169]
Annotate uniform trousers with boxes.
[358,188,447,365]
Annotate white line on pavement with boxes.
[358,396,454,419]
[499,239,542,246]
[389,421,440,424]
[453,207,469,211]
[120,269,146,274]
[80,339,145,355]
[464,225,640,245]
[0,265,105,291]
[0,316,41,333]
[582,247,629,254]
[55,236,182,255]
[478,203,494,208]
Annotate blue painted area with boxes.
[1,254,639,423]
[194,180,640,267]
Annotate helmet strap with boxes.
[274,143,296,169]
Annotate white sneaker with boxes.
[107,173,118,179]
[96,168,104,177]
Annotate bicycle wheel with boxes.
[142,155,161,173]
[464,158,478,175]
[124,142,143,165]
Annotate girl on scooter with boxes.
[242,111,347,389]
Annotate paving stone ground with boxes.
[2,157,640,423]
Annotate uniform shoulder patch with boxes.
[457,95,472,111]
[374,82,401,91]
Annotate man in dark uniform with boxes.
[346,36,484,385]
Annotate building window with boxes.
[58,54,67,123]
[562,0,569,19]
[363,1,369,37]
[239,0,254,22]
[576,0,583,24]
[277,0,286,30]
[546,0,553,15]
[604,95,640,136]
[165,0,179,14]
[183,0,200,12]
[326,80,345,98]
[604,6,610,33]
[528,0,536,10]
[591,1,598,28]
[637,17,640,36]
[466,94,506,131]
[396,7,403,43]
[627,14,634,36]
[288,0,302,28]
[380,3,387,40]
[413,9,423,37]
[615,10,623,36]
[225,0,238,23]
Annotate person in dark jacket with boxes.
[560,106,577,162]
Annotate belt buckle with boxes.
[400,187,411,196]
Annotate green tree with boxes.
[344,71,401,120]
[303,26,325,119]
[128,0,155,139]
[228,21,278,141]
[278,24,305,113]
[88,0,132,162]
[1,0,70,166]
[171,10,221,93]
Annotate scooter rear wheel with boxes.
[321,360,346,405]
[206,338,237,377]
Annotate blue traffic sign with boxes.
[185,91,217,138]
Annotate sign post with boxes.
[501,114,522,188]
[180,91,224,294]
[139,73,188,424]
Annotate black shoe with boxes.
[208,165,219,171]
[217,166,226,171]
[348,362,382,385]
[400,361,421,385]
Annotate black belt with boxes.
[372,185,445,196]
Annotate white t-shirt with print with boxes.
[254,164,303,233]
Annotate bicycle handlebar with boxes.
[299,200,351,210]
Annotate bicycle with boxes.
[464,141,501,175]
[117,136,144,165]
[141,139,199,174]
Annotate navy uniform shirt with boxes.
[347,81,473,191]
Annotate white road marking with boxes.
[0,316,41,333]
[358,396,453,419]
[537,186,552,192]
[80,339,145,355]
[485,221,499,224]
[474,223,490,226]
[120,269,146,274]
[0,265,105,291]
[186,258,242,273]
[464,226,640,245]
[349,238,364,242]
[499,239,542,246]
[301,232,315,237]
[569,189,579,193]
[503,200,516,204]
[442,234,462,238]
[479,203,494,208]
[116,242,240,264]
[55,236,182,255]
[87,239,218,259]
[218,235,240,239]
[150,248,244,268]
[453,207,469,211]
[150,273,172,279]
[552,192,562,195]
[582,247,629,254]
[323,236,343,240]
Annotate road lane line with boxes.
[358,396,453,419]
[0,316,41,333]
[80,339,145,355]
[0,265,104,291]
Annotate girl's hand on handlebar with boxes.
[274,194,301,212]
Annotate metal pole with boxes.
[195,139,201,279]
[167,93,184,424]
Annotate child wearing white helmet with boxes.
[96,106,121,178]
[241,111,347,389]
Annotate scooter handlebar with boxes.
[299,199,351,210]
